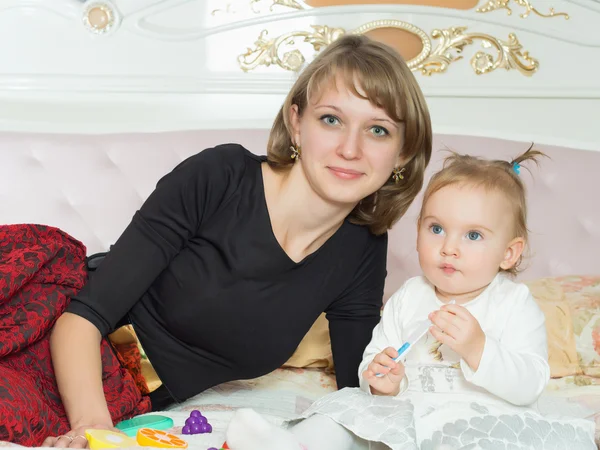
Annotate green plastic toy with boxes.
[115,415,174,437]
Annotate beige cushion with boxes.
[283,313,334,369]
[553,276,600,377]
[525,278,581,377]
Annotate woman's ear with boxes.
[289,104,301,146]
[396,152,406,170]
[500,237,525,271]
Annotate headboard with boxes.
[1,0,599,149]
[1,0,599,298]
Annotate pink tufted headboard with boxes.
[1,130,598,301]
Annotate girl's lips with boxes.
[441,264,456,275]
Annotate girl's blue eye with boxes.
[467,231,482,241]
[431,225,443,235]
[371,126,389,137]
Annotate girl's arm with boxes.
[461,286,550,406]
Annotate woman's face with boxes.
[290,78,405,208]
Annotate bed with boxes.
[1,0,599,449]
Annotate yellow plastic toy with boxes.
[136,428,188,449]
[85,429,138,449]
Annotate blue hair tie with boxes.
[512,162,521,175]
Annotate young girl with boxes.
[224,148,597,450]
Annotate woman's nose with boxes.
[337,129,363,160]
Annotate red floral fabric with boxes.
[0,224,150,446]
[113,341,151,396]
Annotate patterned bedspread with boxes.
[1,368,599,449]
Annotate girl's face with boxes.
[289,78,404,208]
[417,183,524,303]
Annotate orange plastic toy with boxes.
[136,428,188,448]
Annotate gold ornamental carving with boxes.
[419,26,538,76]
[238,25,346,72]
[476,0,569,19]
[238,20,539,76]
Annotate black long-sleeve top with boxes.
[66,144,387,403]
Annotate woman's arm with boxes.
[65,148,230,335]
[50,313,112,429]
[325,233,388,389]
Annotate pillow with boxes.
[525,278,582,377]
[283,313,334,369]
[526,275,600,378]
[554,275,600,377]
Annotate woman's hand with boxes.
[41,423,120,448]
[361,347,405,396]
[429,303,486,371]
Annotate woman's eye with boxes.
[430,225,443,235]
[467,231,482,241]
[371,126,389,137]
[321,115,340,126]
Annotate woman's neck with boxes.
[262,163,356,263]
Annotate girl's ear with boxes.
[500,237,525,271]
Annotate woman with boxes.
[44,34,432,448]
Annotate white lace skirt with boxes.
[287,388,596,450]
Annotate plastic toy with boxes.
[137,428,188,448]
[376,300,456,377]
[86,426,189,449]
[116,415,174,437]
[182,410,213,435]
[85,429,138,449]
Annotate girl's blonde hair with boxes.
[419,145,547,275]
[267,34,432,236]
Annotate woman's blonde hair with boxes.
[267,34,432,236]
[419,145,547,275]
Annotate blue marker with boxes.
[396,341,410,357]
[375,319,431,377]
[375,300,455,377]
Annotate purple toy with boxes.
[183,410,213,435]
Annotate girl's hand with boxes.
[362,347,406,396]
[429,304,485,371]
